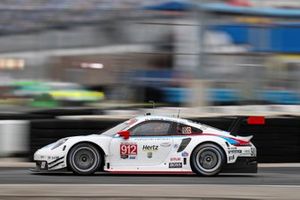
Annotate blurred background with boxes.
[0,0,300,109]
[0,0,300,161]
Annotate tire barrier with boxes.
[29,116,300,163]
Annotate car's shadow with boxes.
[30,171,256,178]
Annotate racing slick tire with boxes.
[68,143,102,175]
[191,143,225,176]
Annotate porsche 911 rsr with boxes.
[33,115,258,176]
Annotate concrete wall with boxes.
[0,120,29,157]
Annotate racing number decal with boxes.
[120,143,137,155]
[120,143,137,159]
[182,127,192,134]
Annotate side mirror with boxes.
[118,130,130,140]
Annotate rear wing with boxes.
[228,116,265,136]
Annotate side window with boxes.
[175,123,203,135]
[130,121,172,136]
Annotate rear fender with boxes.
[184,136,230,163]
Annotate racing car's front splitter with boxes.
[221,157,257,173]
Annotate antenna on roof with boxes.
[145,100,155,116]
[177,109,180,118]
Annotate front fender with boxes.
[64,135,112,158]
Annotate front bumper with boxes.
[221,157,257,173]
[34,156,66,171]
[33,146,67,171]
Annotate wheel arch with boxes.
[66,141,106,170]
[190,141,228,166]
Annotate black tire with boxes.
[68,143,101,175]
[191,143,225,176]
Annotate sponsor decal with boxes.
[169,162,183,168]
[160,142,171,147]
[182,126,192,134]
[170,157,181,162]
[145,117,167,121]
[142,145,158,151]
[120,143,137,159]
[133,137,170,141]
[228,149,242,154]
[181,151,189,157]
[48,156,59,160]
[129,155,136,159]
[147,152,153,159]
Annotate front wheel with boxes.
[191,143,225,176]
[68,143,101,175]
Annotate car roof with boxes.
[135,115,193,124]
[127,115,228,135]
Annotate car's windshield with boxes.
[102,118,137,136]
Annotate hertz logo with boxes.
[142,145,158,151]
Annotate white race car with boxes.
[33,115,258,176]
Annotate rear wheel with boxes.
[191,143,225,176]
[68,143,101,175]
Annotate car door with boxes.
[109,120,174,167]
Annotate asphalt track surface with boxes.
[0,167,300,185]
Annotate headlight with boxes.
[51,138,68,150]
